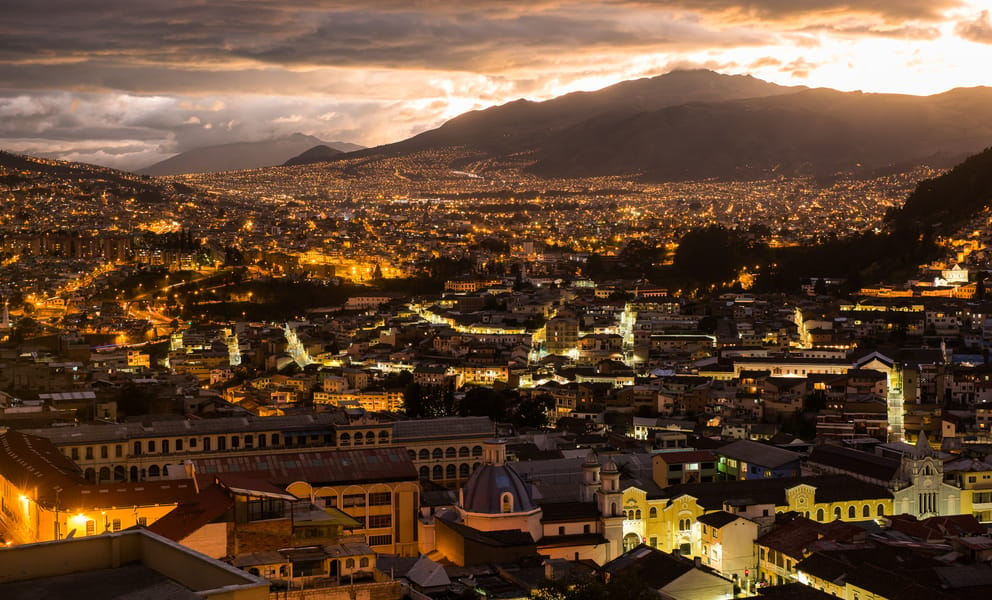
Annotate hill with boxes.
[283,144,345,167]
[138,134,363,176]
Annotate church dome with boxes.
[460,440,537,514]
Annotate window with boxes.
[848,505,855,519]
[816,508,824,521]
[231,436,240,449]
[203,437,211,451]
[368,534,392,546]
[148,465,160,478]
[472,446,483,457]
[147,440,156,453]
[175,439,183,452]
[446,464,456,479]
[137,516,147,526]
[559,526,565,535]
[459,446,469,457]
[71,448,79,460]
[863,505,870,518]
[217,437,226,451]
[245,435,254,448]
[501,492,514,513]
[834,507,841,520]
[343,494,366,507]
[359,557,369,568]
[189,437,197,448]
[433,465,442,479]
[258,435,266,448]
[369,492,391,506]
[346,559,355,569]
[85,447,94,460]
[418,449,430,460]
[649,507,657,519]
[100,446,108,459]
[877,503,885,517]
[419,466,429,479]
[432,448,443,459]
[112,519,121,532]
[635,509,641,520]
[368,514,392,528]
[446,447,456,458]
[86,520,96,536]
[649,536,657,547]
[161,439,169,454]
[584,524,591,534]
[271,434,280,446]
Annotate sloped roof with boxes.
[406,555,451,588]
[807,444,900,482]
[716,439,800,469]
[191,446,416,487]
[147,483,234,542]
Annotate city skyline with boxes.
[2,1,992,170]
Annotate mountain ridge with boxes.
[137,134,364,176]
[339,70,992,181]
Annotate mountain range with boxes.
[137,134,363,176]
[346,69,992,181]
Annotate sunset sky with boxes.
[2,0,992,170]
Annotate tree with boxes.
[512,393,554,428]
[403,382,457,418]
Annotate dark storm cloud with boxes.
[956,10,992,43]
[0,1,958,79]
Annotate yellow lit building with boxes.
[0,430,197,545]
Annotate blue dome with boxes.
[461,462,536,514]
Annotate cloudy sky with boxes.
[2,0,992,170]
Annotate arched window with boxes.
[877,503,885,517]
[863,505,870,518]
[378,431,389,442]
[346,559,355,569]
[848,505,855,519]
[459,463,470,477]
[432,448,443,459]
[359,557,369,568]
[446,447,456,458]
[419,466,429,480]
[649,507,657,519]
[816,508,824,521]
[408,450,416,461]
[353,433,363,446]
[365,432,375,444]
[834,507,841,520]
[472,462,481,471]
[472,446,483,457]
[446,464,456,479]
[129,466,138,481]
[459,446,469,457]
[501,492,514,513]
[84,468,95,483]
[148,465,160,478]
[611,502,617,516]
[433,465,443,479]
[635,509,642,520]
[419,449,430,460]
[98,467,110,482]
